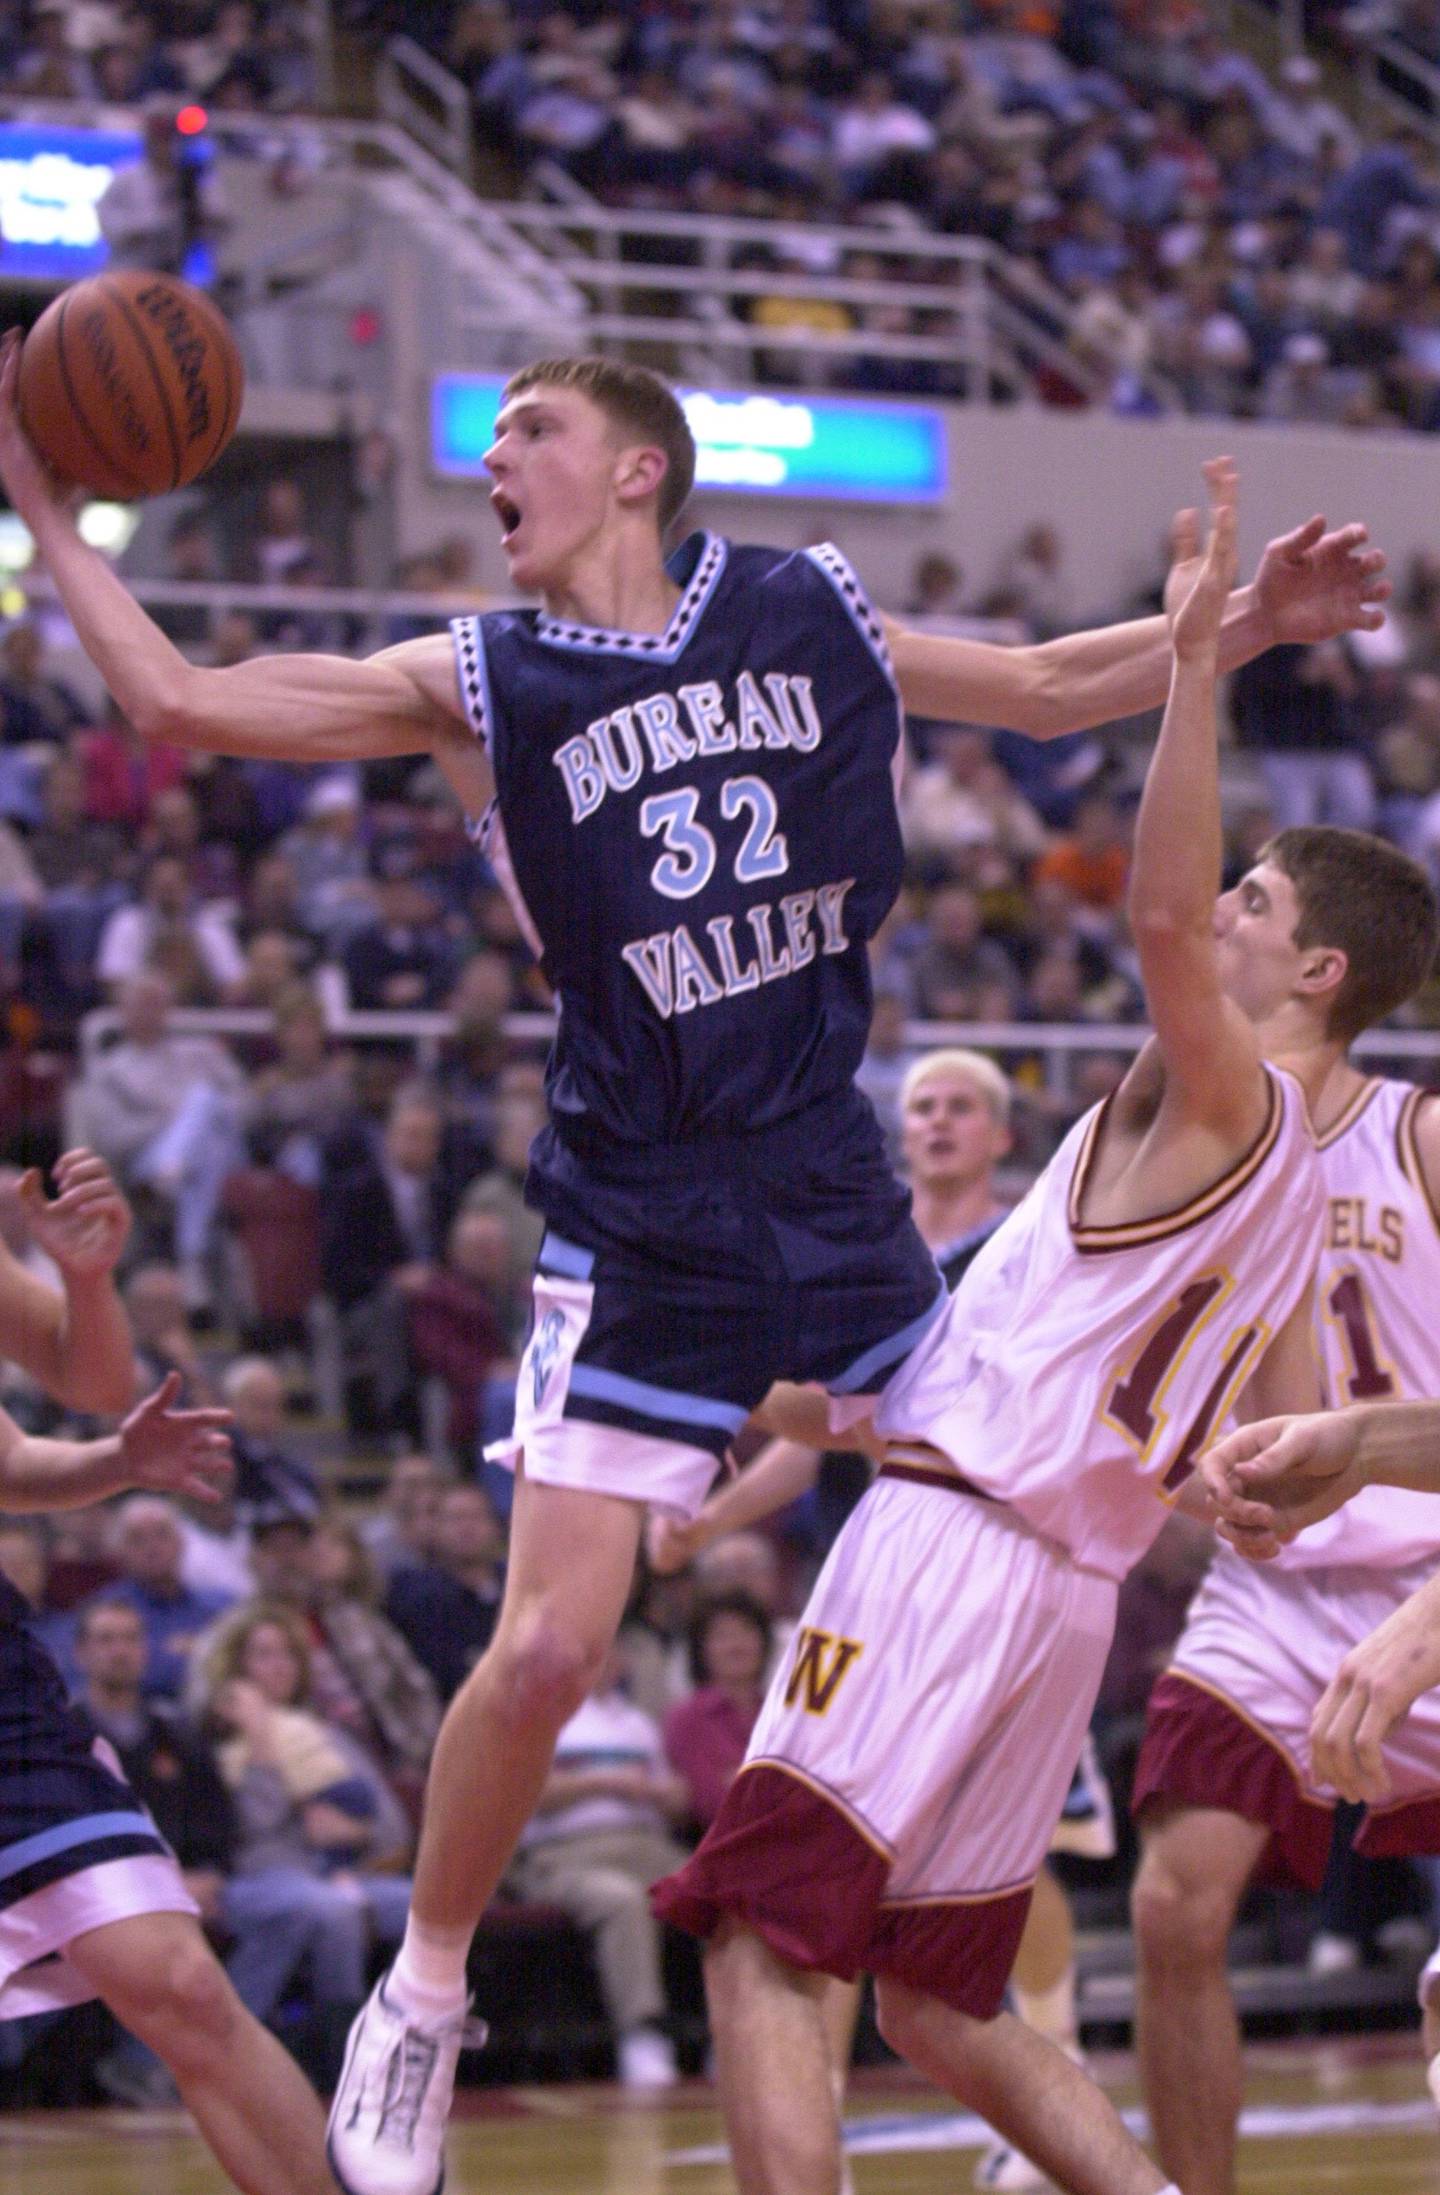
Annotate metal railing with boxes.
[376,35,474,180]
[76,1008,1440,1108]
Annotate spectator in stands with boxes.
[905,550,967,622]
[304,1518,442,1817]
[0,1519,78,1675]
[9,2,96,98]
[80,700,187,833]
[97,99,230,277]
[243,982,355,1178]
[220,1356,322,1528]
[71,972,245,1308]
[910,881,1021,1020]
[385,1481,505,1704]
[1230,637,1378,831]
[0,620,87,746]
[341,851,459,1012]
[28,748,122,893]
[832,68,936,197]
[901,724,1048,863]
[506,1646,689,2090]
[318,1086,482,1437]
[359,1452,448,1582]
[401,1206,516,1459]
[124,1259,219,1406]
[72,1594,348,2099]
[243,476,329,589]
[434,951,508,1147]
[99,1495,237,1700]
[662,1591,772,1835]
[202,1606,413,2016]
[1032,781,1132,917]
[95,852,246,1004]
[855,988,917,1161]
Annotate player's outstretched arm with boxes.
[1309,1565,1440,1803]
[1206,1399,1440,1538]
[0,332,473,772]
[1126,461,1266,1132]
[0,1152,134,1414]
[647,1437,825,1574]
[0,1372,232,1512]
[882,509,1387,739]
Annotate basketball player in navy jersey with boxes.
[0,340,1390,2195]
[0,1156,335,2195]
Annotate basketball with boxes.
[16,271,243,502]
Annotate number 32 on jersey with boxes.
[1102,1271,1273,1497]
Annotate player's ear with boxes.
[1296,943,1347,1012]
[614,442,668,512]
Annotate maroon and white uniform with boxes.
[655,1069,1322,2016]
[1136,1077,1440,1887]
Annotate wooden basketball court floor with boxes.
[2,2036,1437,2195]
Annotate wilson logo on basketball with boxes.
[75,306,153,457]
[134,282,213,444]
[784,1626,863,1717]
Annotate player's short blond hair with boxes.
[502,357,696,532]
[899,1048,1012,1126]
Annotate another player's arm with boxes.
[1206,1398,1440,1540]
[881,504,1387,740]
[0,1374,231,1512]
[0,336,479,775]
[1123,463,1267,1137]
[648,1438,826,1574]
[0,1154,134,1415]
[1309,1564,1440,1803]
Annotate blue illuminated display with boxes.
[0,125,141,280]
[432,375,947,504]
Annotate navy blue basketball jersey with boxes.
[933,1214,1005,1293]
[453,533,905,1153]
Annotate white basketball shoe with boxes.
[327,1971,486,2195]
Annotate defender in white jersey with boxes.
[654,467,1432,2195]
[1132,1069,1440,2195]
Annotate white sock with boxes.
[1427,2051,1440,2111]
[389,1920,471,2015]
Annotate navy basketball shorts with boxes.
[492,1101,947,1517]
[0,1632,194,2019]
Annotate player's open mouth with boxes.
[492,491,522,541]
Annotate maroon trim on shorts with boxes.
[869,1886,1033,2021]
[1357,1793,1440,1860]
[650,1762,890,1981]
[1132,1671,1334,1892]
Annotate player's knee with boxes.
[117,1926,238,2062]
[1132,1840,1233,1969]
[490,1610,606,1729]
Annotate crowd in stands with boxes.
[0,1,321,118]
[401,0,1440,424]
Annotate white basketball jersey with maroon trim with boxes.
[1273,1075,1440,1570]
[874,1066,1323,1581]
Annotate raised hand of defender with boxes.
[1165,458,1239,662]
[119,1372,233,1504]
[1253,510,1390,645]
[19,1149,131,1278]
[1200,1408,1365,1554]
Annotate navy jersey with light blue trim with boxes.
[453,532,905,1149]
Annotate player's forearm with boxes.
[1351,1401,1440,1493]
[1129,648,1223,938]
[694,1439,825,1546]
[25,505,437,764]
[750,1383,843,1447]
[50,1271,134,1415]
[895,588,1265,740]
[0,1424,126,1510]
